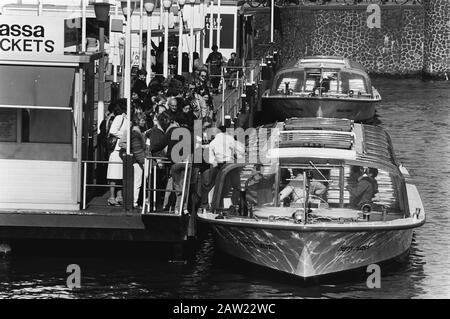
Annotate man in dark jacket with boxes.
[132,69,148,101]
[205,44,223,93]
[346,167,379,209]
[145,112,172,210]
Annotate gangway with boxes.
[214,60,263,128]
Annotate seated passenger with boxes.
[346,167,379,209]
[245,164,275,207]
[349,165,364,186]
[279,169,327,205]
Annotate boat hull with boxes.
[257,96,377,124]
[206,222,413,278]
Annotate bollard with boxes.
[122,154,134,211]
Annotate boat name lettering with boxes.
[338,244,372,252]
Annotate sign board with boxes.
[204,14,235,49]
[132,50,140,67]
[0,16,64,55]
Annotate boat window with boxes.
[216,164,276,209]
[275,71,305,93]
[340,72,368,94]
[304,69,339,93]
[304,69,320,92]
[278,167,332,208]
[343,165,401,212]
[320,71,339,93]
[216,164,403,214]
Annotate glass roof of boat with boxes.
[258,118,399,172]
[298,58,347,66]
[290,56,367,73]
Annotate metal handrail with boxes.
[81,160,123,210]
[141,156,192,215]
[214,64,260,126]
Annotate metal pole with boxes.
[270,0,274,43]
[200,0,205,62]
[209,0,213,51]
[179,160,189,215]
[139,0,144,68]
[98,23,105,133]
[189,3,194,74]
[113,2,119,83]
[153,162,157,211]
[125,0,131,155]
[163,7,169,78]
[146,12,153,83]
[159,0,164,29]
[83,162,87,209]
[178,6,184,75]
[303,171,308,225]
[82,0,86,52]
[37,0,43,16]
[221,66,225,123]
[142,157,148,214]
[217,0,221,50]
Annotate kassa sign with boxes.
[0,16,64,55]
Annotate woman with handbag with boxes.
[106,99,127,206]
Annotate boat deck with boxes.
[0,194,190,243]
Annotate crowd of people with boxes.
[98,69,379,212]
[98,51,246,212]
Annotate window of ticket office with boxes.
[0,65,74,144]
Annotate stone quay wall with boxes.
[253,2,449,78]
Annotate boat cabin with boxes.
[271,56,374,98]
[210,118,410,221]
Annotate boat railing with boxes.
[81,160,123,210]
[214,63,261,126]
[81,157,192,215]
[141,156,192,216]
[273,88,374,99]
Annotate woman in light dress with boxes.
[107,99,128,206]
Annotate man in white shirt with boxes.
[207,127,245,167]
[200,126,245,209]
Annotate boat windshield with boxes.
[274,68,369,95]
[215,163,406,214]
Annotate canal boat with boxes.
[197,118,425,279]
[256,56,381,125]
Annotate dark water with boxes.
[1,79,449,299]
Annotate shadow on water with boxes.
[2,239,190,261]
